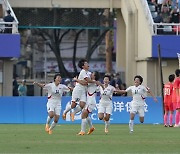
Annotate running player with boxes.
[119,75,157,133]
[33,74,72,134]
[98,75,122,134]
[173,69,180,127]
[163,74,175,127]
[62,59,97,121]
[75,71,100,135]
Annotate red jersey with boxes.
[164,82,173,104]
[172,77,180,103]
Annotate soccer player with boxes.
[62,59,96,122]
[33,74,72,134]
[173,69,180,127]
[98,75,122,134]
[119,75,157,133]
[163,74,175,127]
[75,71,100,135]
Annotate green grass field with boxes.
[0,124,179,154]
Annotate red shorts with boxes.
[164,103,173,111]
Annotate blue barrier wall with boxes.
[0,96,163,124]
[0,34,20,58]
[152,35,180,58]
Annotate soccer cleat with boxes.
[169,125,173,127]
[45,124,49,132]
[77,131,85,136]
[48,129,53,135]
[70,113,75,122]
[87,127,95,135]
[130,130,134,133]
[105,128,109,134]
[62,113,66,120]
[164,125,168,127]
[174,124,179,127]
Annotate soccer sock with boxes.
[46,116,52,125]
[105,120,110,130]
[81,118,87,132]
[129,120,134,131]
[63,104,72,114]
[49,121,57,130]
[73,105,82,114]
[164,114,168,125]
[169,113,173,126]
[86,116,93,128]
[175,111,179,125]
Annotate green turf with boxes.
[0,124,179,154]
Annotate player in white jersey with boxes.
[34,74,72,134]
[75,71,100,135]
[119,75,157,133]
[98,75,122,134]
[62,59,97,122]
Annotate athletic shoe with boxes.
[105,128,108,134]
[174,124,179,127]
[87,127,95,135]
[164,125,168,127]
[77,131,85,135]
[71,113,75,122]
[169,125,173,127]
[62,113,66,120]
[45,124,49,132]
[48,129,53,135]
[130,130,133,133]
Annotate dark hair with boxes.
[78,59,87,69]
[104,74,111,81]
[54,73,61,81]
[169,74,175,82]
[94,71,100,81]
[7,10,11,14]
[134,75,143,84]
[175,69,180,77]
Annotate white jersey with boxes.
[75,69,91,91]
[87,83,98,103]
[44,82,70,105]
[99,84,116,102]
[126,85,149,106]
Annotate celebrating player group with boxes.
[34,59,160,135]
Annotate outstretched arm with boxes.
[33,82,45,88]
[148,89,158,102]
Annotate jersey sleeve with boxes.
[44,83,51,91]
[62,85,70,92]
[125,86,132,92]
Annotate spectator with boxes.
[13,74,19,96]
[3,10,14,33]
[18,79,27,96]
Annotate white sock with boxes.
[86,116,93,128]
[81,118,87,132]
[129,120,134,131]
[105,120,110,130]
[49,121,57,130]
[73,105,82,114]
[63,104,72,114]
[46,116,52,125]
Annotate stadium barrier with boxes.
[0,96,163,124]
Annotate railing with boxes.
[0,0,19,34]
[141,0,155,35]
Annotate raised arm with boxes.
[33,81,45,88]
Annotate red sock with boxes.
[164,114,168,125]
[175,111,179,125]
[169,114,173,126]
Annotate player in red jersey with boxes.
[163,74,175,127]
[173,69,180,127]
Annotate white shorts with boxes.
[130,104,144,117]
[71,86,86,103]
[98,100,113,115]
[47,102,61,115]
